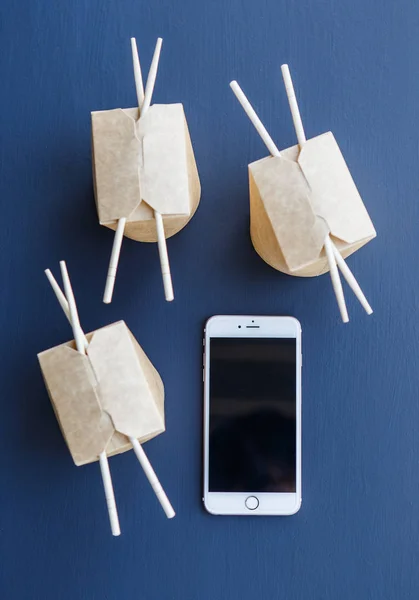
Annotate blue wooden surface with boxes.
[0,0,418,598]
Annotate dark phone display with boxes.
[209,338,297,493]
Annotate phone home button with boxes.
[245,496,259,510]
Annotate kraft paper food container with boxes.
[249,131,376,277]
[38,320,165,466]
[91,103,201,242]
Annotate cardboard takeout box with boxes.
[91,103,201,242]
[38,320,164,466]
[249,131,376,277]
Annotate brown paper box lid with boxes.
[249,131,376,272]
[298,132,375,243]
[39,344,115,465]
[38,321,165,466]
[92,104,191,224]
[87,321,164,440]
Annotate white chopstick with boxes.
[98,452,121,536]
[324,236,349,323]
[331,244,373,315]
[45,269,89,349]
[103,37,173,303]
[280,64,350,322]
[154,211,174,301]
[59,261,89,356]
[230,81,281,158]
[141,37,162,115]
[131,37,145,107]
[139,38,174,301]
[130,437,175,518]
[48,262,174,520]
[281,64,372,320]
[48,262,121,536]
[280,65,306,148]
[230,80,346,316]
[103,217,126,304]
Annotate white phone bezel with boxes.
[203,315,302,516]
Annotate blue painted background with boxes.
[1,0,418,598]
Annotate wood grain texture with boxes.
[0,0,418,598]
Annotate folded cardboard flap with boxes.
[298,132,375,244]
[249,131,376,276]
[249,155,328,272]
[91,104,200,238]
[92,108,141,223]
[38,321,165,466]
[138,105,190,216]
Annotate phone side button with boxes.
[203,367,205,383]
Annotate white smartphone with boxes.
[203,315,302,516]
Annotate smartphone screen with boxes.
[208,337,297,493]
